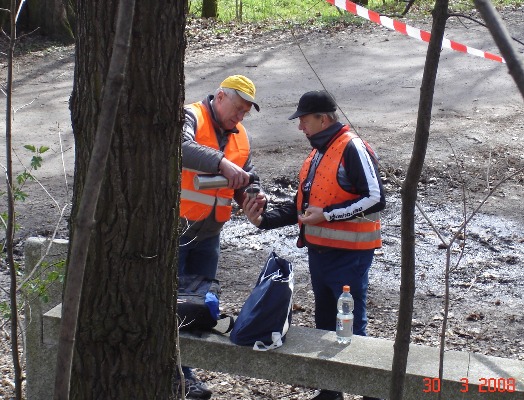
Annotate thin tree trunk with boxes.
[202,0,218,18]
[389,0,449,398]
[5,0,22,398]
[25,0,75,42]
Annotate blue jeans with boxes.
[308,247,374,336]
[178,234,220,279]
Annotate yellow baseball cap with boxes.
[220,75,260,112]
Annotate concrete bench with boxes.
[26,237,524,399]
[42,303,524,400]
[179,324,523,400]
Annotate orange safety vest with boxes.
[181,102,250,222]
[297,128,382,250]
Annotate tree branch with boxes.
[449,12,524,46]
[474,0,524,97]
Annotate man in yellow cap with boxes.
[177,75,263,399]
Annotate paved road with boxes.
[185,11,523,153]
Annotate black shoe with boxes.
[311,389,344,400]
[173,373,213,399]
[182,374,212,399]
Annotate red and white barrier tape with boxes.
[326,0,505,63]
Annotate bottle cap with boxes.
[343,285,350,292]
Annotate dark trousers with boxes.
[178,233,221,378]
[308,247,375,336]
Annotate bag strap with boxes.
[184,314,235,337]
[253,332,284,351]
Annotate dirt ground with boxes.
[1,6,524,399]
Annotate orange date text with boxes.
[422,377,517,393]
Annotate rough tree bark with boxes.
[66,0,186,398]
[389,0,449,399]
[54,0,136,398]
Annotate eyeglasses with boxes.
[225,93,251,118]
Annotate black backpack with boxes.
[177,274,233,333]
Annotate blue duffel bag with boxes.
[230,251,294,351]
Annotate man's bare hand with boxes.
[298,206,326,225]
[242,194,266,227]
[219,158,250,189]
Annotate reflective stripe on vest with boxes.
[180,102,249,222]
[304,212,381,250]
[180,189,233,207]
[297,128,381,250]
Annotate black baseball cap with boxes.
[288,90,337,120]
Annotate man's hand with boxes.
[219,158,250,189]
[242,194,266,227]
[298,206,326,225]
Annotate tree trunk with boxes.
[389,0,448,399]
[24,0,75,43]
[202,0,218,18]
[68,0,186,398]
[0,0,73,41]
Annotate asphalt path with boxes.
[185,11,523,168]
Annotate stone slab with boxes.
[177,325,524,400]
[42,305,524,399]
[24,237,69,400]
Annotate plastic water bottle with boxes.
[336,285,354,344]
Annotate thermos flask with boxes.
[194,173,255,190]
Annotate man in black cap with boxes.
[243,90,386,400]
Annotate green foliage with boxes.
[188,0,522,24]
[189,0,347,23]
[0,259,66,326]
[187,0,367,34]
[0,300,10,319]
[23,144,49,170]
[0,143,56,324]
[0,143,48,243]
[6,144,50,203]
[21,259,66,304]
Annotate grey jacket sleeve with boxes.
[182,106,223,173]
